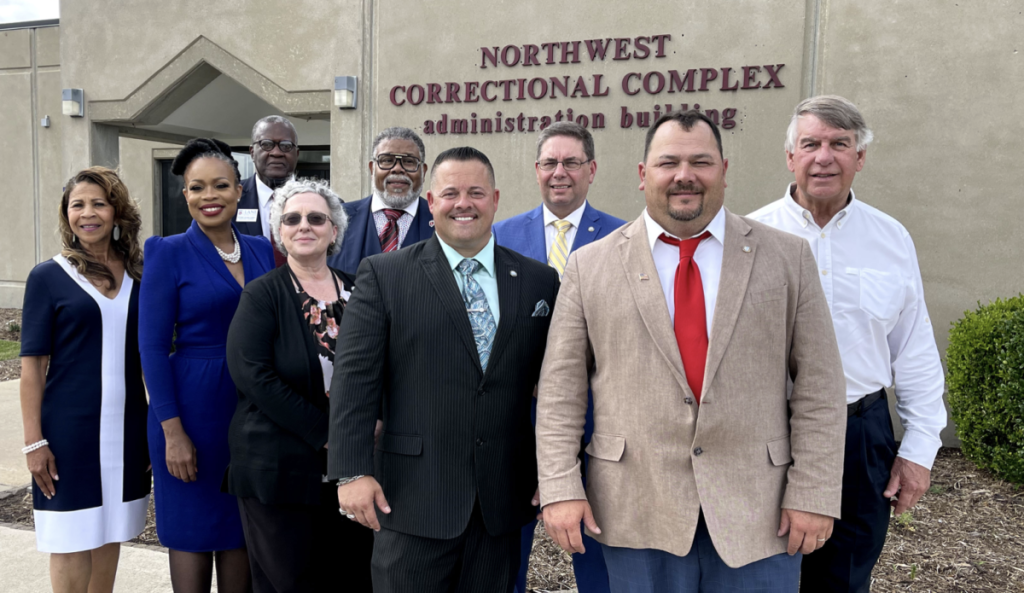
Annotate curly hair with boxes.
[170,137,242,183]
[269,178,348,257]
[59,167,144,288]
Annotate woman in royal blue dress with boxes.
[140,138,274,592]
[20,167,150,593]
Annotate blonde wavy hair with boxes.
[59,167,144,289]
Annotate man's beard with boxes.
[373,173,421,209]
[667,183,704,222]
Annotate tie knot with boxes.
[457,258,481,276]
[383,209,403,222]
[659,231,710,259]
[552,219,572,233]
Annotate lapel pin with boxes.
[429,220,435,227]
[510,270,518,277]
[742,245,751,253]
[588,226,595,232]
[639,273,650,281]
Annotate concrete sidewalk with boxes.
[0,380,191,592]
[1,525,176,592]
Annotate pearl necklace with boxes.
[216,229,241,263]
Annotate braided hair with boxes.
[171,138,242,183]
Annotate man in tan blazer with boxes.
[535,111,847,592]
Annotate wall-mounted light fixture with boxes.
[62,89,84,117]
[334,76,358,109]
[41,115,51,128]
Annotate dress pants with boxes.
[238,482,374,593]
[601,513,801,593]
[371,501,520,593]
[801,389,896,593]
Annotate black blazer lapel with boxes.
[485,247,520,375]
[418,237,483,373]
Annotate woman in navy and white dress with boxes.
[20,167,150,593]
[140,138,274,593]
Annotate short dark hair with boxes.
[643,110,724,161]
[171,137,242,184]
[536,121,595,162]
[430,146,496,187]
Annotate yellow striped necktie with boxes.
[547,219,573,276]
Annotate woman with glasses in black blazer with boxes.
[224,178,374,592]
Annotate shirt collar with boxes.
[436,233,496,278]
[370,192,420,217]
[255,175,277,208]
[643,206,726,252]
[541,200,588,229]
[783,183,857,230]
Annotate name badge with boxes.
[236,209,258,222]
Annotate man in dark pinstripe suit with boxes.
[329,147,560,593]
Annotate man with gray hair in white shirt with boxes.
[749,95,947,593]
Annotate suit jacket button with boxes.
[476,438,484,446]
[684,397,694,405]
[693,447,703,456]
[477,389,486,397]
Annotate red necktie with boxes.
[658,231,711,403]
[378,209,404,252]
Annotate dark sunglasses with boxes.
[281,212,331,226]
[253,140,297,153]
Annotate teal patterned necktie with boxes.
[457,258,497,371]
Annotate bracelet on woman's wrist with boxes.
[22,439,49,454]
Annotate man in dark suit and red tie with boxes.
[329,147,560,593]
[235,115,300,266]
[327,127,435,275]
[493,121,623,593]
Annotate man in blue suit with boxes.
[327,127,435,274]
[494,122,624,593]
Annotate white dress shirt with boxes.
[371,194,419,248]
[749,185,946,469]
[542,200,588,255]
[255,176,275,241]
[643,206,725,335]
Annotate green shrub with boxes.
[947,295,1024,484]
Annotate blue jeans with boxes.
[601,514,800,593]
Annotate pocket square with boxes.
[532,300,550,317]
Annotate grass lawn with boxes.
[0,339,19,362]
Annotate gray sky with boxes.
[0,0,59,24]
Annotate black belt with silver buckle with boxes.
[847,388,885,417]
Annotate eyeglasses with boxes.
[375,153,422,172]
[253,140,297,153]
[537,158,590,172]
[281,212,331,226]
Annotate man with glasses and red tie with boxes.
[328,127,435,274]
[236,115,301,266]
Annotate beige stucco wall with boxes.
[2,2,1023,447]
[119,137,180,242]
[814,0,1024,445]
[0,26,62,308]
[371,0,808,219]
